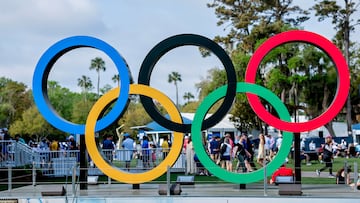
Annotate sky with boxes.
[1,0,359,105]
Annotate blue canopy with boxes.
[146,114,192,132]
[352,123,360,130]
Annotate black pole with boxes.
[294,132,301,184]
[80,134,88,190]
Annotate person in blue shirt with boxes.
[102,135,114,162]
[121,133,134,170]
[142,136,150,168]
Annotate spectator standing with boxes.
[240,134,253,172]
[161,136,170,160]
[39,138,49,151]
[149,142,157,167]
[220,137,232,172]
[246,134,257,170]
[257,133,265,165]
[50,137,60,158]
[68,135,77,150]
[102,135,115,162]
[275,134,283,154]
[2,128,10,141]
[122,133,134,170]
[0,135,4,161]
[50,138,60,151]
[208,135,220,162]
[142,136,150,168]
[0,129,4,140]
[186,136,196,174]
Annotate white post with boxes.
[32,162,36,186]
[72,165,76,196]
[263,160,267,196]
[8,165,12,192]
[166,165,170,196]
[354,162,358,192]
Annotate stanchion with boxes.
[263,159,267,196]
[344,161,348,185]
[72,164,76,196]
[8,165,12,192]
[354,162,358,192]
[167,165,170,196]
[32,162,36,186]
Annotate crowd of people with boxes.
[2,127,360,189]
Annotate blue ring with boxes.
[32,36,130,134]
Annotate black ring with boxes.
[138,34,237,133]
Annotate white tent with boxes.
[181,113,240,138]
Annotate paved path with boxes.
[1,181,359,199]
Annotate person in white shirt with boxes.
[309,140,316,151]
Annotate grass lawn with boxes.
[284,157,360,172]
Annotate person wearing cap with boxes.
[316,135,335,178]
[121,133,134,170]
[2,128,11,141]
[68,135,77,150]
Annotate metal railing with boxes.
[0,141,185,177]
[0,140,33,167]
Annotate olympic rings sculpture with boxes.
[32,30,350,184]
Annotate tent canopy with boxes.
[352,123,360,130]
[146,114,192,132]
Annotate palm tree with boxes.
[112,74,120,87]
[77,75,93,102]
[89,57,106,97]
[183,92,194,104]
[168,71,182,107]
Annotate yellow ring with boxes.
[85,84,183,184]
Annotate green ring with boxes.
[191,82,293,184]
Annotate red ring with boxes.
[245,30,350,132]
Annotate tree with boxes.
[100,84,113,95]
[47,81,75,122]
[205,1,310,132]
[77,75,93,102]
[112,74,120,87]
[10,105,58,138]
[117,101,152,135]
[0,77,32,127]
[89,57,106,97]
[313,0,360,134]
[207,0,309,53]
[183,92,195,104]
[72,100,94,124]
[168,71,182,107]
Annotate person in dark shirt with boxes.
[102,135,114,162]
[68,135,77,150]
[208,135,220,162]
[316,135,335,178]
